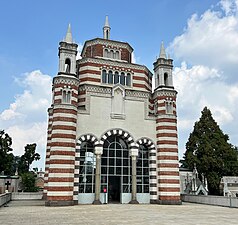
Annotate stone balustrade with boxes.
[182,194,238,208]
[0,193,12,207]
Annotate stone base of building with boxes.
[45,200,74,207]
[150,199,158,204]
[42,193,47,200]
[73,200,78,205]
[92,200,102,205]
[129,200,139,204]
[157,199,182,205]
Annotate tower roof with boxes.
[159,41,167,59]
[103,16,111,39]
[65,24,73,43]
[104,15,110,27]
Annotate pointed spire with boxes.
[104,15,110,27]
[65,23,73,43]
[103,16,111,39]
[159,41,167,59]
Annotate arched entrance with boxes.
[101,135,131,203]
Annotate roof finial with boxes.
[105,15,110,27]
[103,16,111,39]
[159,41,167,59]
[65,23,73,43]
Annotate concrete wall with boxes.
[12,192,43,200]
[182,194,238,208]
[0,193,11,207]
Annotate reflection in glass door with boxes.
[101,135,131,203]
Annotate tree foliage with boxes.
[21,172,39,192]
[18,143,40,174]
[0,130,14,175]
[181,107,238,195]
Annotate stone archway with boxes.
[99,129,139,204]
[73,134,99,204]
[136,138,157,203]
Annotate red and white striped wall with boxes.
[45,76,79,206]
[155,92,181,204]
[43,108,53,199]
[77,59,152,92]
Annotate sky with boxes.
[0,0,238,170]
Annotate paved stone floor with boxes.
[0,200,237,225]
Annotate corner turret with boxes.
[58,24,78,75]
[153,42,173,89]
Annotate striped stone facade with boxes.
[44,20,181,206]
[45,76,80,206]
[155,90,180,204]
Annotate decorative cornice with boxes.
[54,75,80,86]
[79,84,151,100]
[153,88,177,98]
[78,57,153,77]
[126,90,150,99]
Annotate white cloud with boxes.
[174,62,238,158]
[220,0,238,15]
[169,0,238,82]
[0,70,52,169]
[6,122,47,168]
[168,0,238,158]
[76,43,83,60]
[131,52,136,63]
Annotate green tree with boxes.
[181,107,238,195]
[21,172,39,192]
[18,143,40,174]
[0,130,14,175]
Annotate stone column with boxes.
[129,146,139,204]
[93,146,103,204]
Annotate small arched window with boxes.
[102,70,107,83]
[62,90,67,102]
[104,49,109,58]
[62,90,71,103]
[120,72,125,85]
[106,30,109,40]
[166,102,173,114]
[116,51,119,59]
[65,58,71,73]
[126,73,131,86]
[164,73,169,86]
[66,91,71,103]
[110,50,114,58]
[114,71,119,84]
[108,70,113,84]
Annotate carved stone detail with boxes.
[78,58,152,76]
[54,76,80,86]
[82,38,133,53]
[153,89,177,98]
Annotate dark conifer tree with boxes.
[181,107,238,195]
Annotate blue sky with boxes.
[1,0,238,170]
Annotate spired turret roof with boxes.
[104,15,110,28]
[159,41,167,59]
[64,24,73,43]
